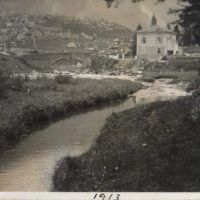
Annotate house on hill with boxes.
[136,26,179,60]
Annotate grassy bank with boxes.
[0,75,142,153]
[53,94,200,191]
[142,71,199,83]
[140,60,199,84]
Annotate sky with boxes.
[0,0,179,30]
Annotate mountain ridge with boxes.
[0,0,178,30]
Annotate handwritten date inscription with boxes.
[94,193,120,200]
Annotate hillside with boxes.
[0,0,178,30]
[0,53,36,74]
[0,14,132,52]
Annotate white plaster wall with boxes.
[137,32,178,59]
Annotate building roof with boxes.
[137,25,175,34]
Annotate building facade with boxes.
[136,26,179,60]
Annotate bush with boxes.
[186,77,200,92]
[90,56,118,73]
[0,75,8,99]
[55,75,73,84]
[162,56,168,61]
[8,76,24,91]
[0,69,10,99]
[0,74,25,98]
[191,97,200,122]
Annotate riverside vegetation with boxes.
[0,73,142,153]
[53,94,200,191]
[53,78,200,192]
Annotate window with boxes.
[157,48,161,54]
[157,37,162,43]
[167,50,174,55]
[141,37,147,44]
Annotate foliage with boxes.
[55,75,73,85]
[0,71,7,99]
[53,96,200,191]
[104,0,200,45]
[167,23,171,30]
[0,77,142,153]
[137,23,143,31]
[151,14,158,26]
[0,70,25,99]
[90,55,118,73]
[8,77,24,91]
[131,33,137,56]
[105,0,143,7]
[174,0,200,45]
[131,22,143,57]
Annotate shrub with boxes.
[162,56,168,61]
[90,56,117,73]
[0,75,7,99]
[191,97,200,122]
[8,76,24,91]
[55,75,73,84]
[0,69,10,99]
[27,77,57,91]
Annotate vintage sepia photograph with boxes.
[0,0,200,198]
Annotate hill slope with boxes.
[0,14,132,51]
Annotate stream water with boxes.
[0,79,190,191]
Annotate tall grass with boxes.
[55,74,73,84]
[0,74,7,99]
[0,76,142,153]
[53,95,200,192]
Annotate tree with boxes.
[131,23,143,57]
[137,23,143,31]
[166,23,171,30]
[131,32,137,57]
[105,0,142,7]
[173,24,182,44]
[174,25,180,34]
[173,1,200,45]
[151,14,157,26]
[104,0,200,45]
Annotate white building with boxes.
[136,26,179,60]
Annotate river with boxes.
[0,79,190,191]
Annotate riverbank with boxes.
[53,93,200,191]
[139,61,199,91]
[0,76,142,153]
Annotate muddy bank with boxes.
[0,78,142,154]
